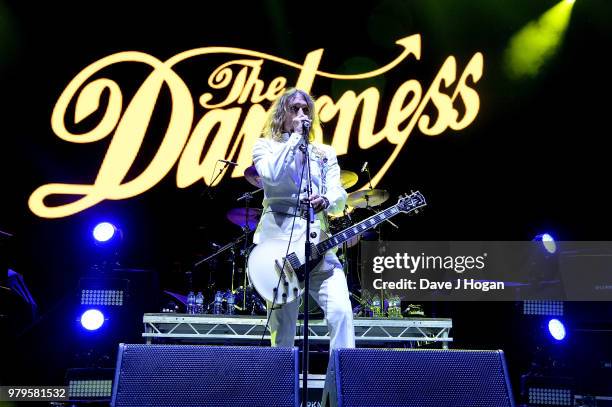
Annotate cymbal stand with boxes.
[366,205,399,230]
[230,245,236,292]
[193,234,248,269]
[338,205,352,276]
[236,188,262,307]
[364,160,395,318]
[192,233,251,311]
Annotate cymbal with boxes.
[340,170,358,189]
[226,208,262,230]
[328,205,355,219]
[244,165,262,188]
[346,189,390,208]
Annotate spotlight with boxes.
[66,368,115,402]
[521,373,574,406]
[548,318,567,341]
[69,379,113,400]
[79,278,128,306]
[523,300,564,316]
[528,387,572,406]
[503,0,575,80]
[93,222,117,243]
[81,289,124,306]
[80,309,105,331]
[534,233,557,254]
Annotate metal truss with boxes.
[143,314,452,348]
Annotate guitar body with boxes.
[247,230,328,305]
[247,192,427,305]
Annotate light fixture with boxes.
[80,309,105,331]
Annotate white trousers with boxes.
[267,253,355,349]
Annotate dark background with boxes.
[1,0,611,400]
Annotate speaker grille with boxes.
[334,349,513,407]
[112,344,297,407]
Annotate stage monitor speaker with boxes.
[323,348,515,407]
[111,344,298,407]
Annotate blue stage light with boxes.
[534,233,557,254]
[80,309,105,331]
[93,222,116,243]
[548,318,566,341]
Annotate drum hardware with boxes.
[346,189,390,208]
[298,293,323,318]
[189,165,415,318]
[366,206,399,229]
[346,188,400,230]
[232,184,261,309]
[233,285,266,315]
[361,161,374,190]
[226,207,262,231]
[351,289,411,319]
[404,303,425,317]
[244,165,263,188]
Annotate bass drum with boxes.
[298,293,324,318]
[328,213,360,248]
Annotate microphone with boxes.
[361,161,368,172]
[218,159,238,166]
[302,120,311,136]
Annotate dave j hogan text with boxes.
[372,278,505,292]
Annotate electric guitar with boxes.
[247,191,427,305]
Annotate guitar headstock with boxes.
[397,191,427,213]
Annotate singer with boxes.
[251,88,355,349]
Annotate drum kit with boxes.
[195,162,392,316]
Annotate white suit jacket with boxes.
[252,132,347,245]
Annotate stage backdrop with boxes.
[1,0,611,386]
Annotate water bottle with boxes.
[226,291,235,315]
[195,292,204,314]
[388,297,402,319]
[372,296,383,318]
[213,291,224,315]
[186,291,195,314]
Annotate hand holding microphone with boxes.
[291,115,311,136]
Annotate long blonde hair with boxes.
[262,88,319,142]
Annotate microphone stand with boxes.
[200,160,234,199]
[301,123,314,406]
[193,233,250,268]
[364,163,374,190]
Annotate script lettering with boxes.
[29,35,483,218]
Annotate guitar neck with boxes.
[316,204,402,253]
